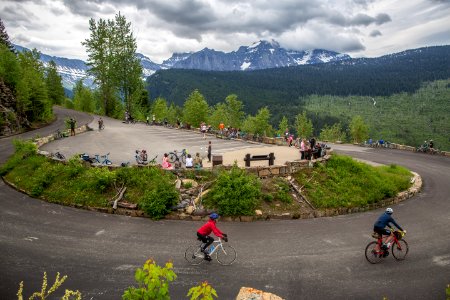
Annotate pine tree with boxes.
[0,18,14,52]
[45,61,65,105]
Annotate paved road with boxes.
[1,107,449,299]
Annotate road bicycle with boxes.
[168,149,188,164]
[365,229,408,264]
[185,238,237,266]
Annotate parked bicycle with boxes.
[100,153,112,165]
[168,149,188,164]
[52,152,66,160]
[53,129,66,140]
[365,228,408,264]
[185,237,237,266]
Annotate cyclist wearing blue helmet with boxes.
[197,213,228,261]
[373,208,405,253]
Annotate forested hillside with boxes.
[303,80,450,151]
[146,45,450,115]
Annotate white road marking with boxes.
[95,229,105,236]
[432,255,450,267]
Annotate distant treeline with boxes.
[146,45,450,115]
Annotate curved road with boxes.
[0,107,449,299]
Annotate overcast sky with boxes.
[1,0,449,63]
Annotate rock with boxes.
[236,287,284,300]
[175,179,182,189]
[240,216,253,222]
[255,210,263,216]
[185,205,195,214]
[182,179,198,188]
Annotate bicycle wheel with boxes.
[181,155,186,164]
[185,245,204,265]
[216,245,237,265]
[392,239,409,260]
[168,152,177,163]
[365,241,383,264]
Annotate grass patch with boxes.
[293,155,412,208]
[1,141,178,218]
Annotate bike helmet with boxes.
[209,213,219,220]
[386,207,393,214]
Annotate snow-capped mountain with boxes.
[13,45,161,90]
[13,40,351,90]
[171,40,351,71]
[161,52,192,68]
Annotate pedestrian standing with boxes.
[146,115,149,125]
[207,141,212,162]
[70,118,76,136]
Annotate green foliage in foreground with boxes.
[17,272,81,300]
[294,155,412,208]
[0,141,177,219]
[122,259,218,300]
[204,165,261,216]
[123,259,176,300]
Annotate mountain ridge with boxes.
[13,40,351,90]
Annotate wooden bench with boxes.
[244,153,275,167]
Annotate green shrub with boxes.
[205,165,261,216]
[17,272,81,300]
[86,167,116,192]
[273,178,292,203]
[262,193,274,202]
[139,181,178,219]
[187,281,218,300]
[122,259,176,300]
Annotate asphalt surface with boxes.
[1,107,449,300]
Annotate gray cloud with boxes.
[62,0,115,17]
[369,30,382,37]
[375,13,391,25]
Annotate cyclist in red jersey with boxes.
[197,213,227,261]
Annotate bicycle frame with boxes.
[375,231,403,253]
[207,239,225,255]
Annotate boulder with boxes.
[236,287,284,300]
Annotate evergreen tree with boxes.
[349,115,369,143]
[73,80,95,113]
[0,18,14,52]
[295,111,313,138]
[183,89,209,127]
[17,49,52,122]
[45,60,65,105]
[0,44,20,88]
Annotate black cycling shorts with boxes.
[374,226,391,236]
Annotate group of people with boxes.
[162,142,212,170]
